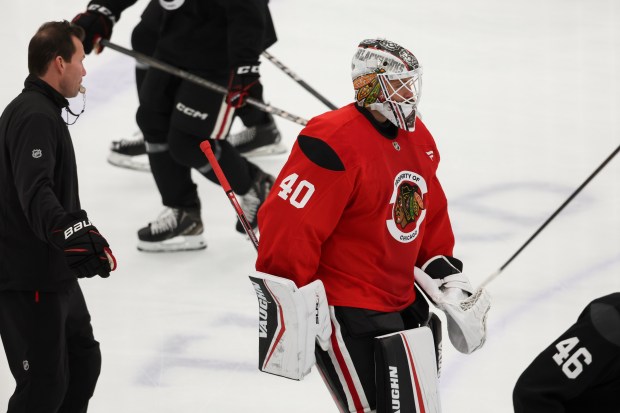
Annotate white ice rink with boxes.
[1,0,619,411]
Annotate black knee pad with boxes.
[136,106,169,145]
[167,128,207,169]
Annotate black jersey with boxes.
[99,0,277,73]
[513,293,620,412]
[0,76,81,292]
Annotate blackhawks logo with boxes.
[386,171,427,243]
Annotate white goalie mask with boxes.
[351,38,422,132]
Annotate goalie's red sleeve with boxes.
[256,104,455,312]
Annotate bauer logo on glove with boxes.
[51,210,117,279]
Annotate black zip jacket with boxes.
[0,75,80,292]
[97,0,277,73]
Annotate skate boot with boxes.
[228,114,287,157]
[236,169,276,234]
[137,207,206,252]
[107,132,150,172]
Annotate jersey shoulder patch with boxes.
[298,135,345,171]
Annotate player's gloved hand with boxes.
[51,210,117,278]
[72,3,117,54]
[227,63,261,108]
[414,256,490,354]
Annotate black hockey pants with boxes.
[136,67,265,208]
[0,281,101,413]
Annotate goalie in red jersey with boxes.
[251,38,491,413]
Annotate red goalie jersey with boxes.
[256,103,455,312]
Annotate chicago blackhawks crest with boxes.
[386,171,427,243]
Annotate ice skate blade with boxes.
[240,143,287,158]
[107,152,151,172]
[137,235,207,252]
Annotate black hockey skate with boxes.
[229,114,287,157]
[137,207,206,252]
[236,169,276,234]
[107,132,150,172]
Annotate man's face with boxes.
[59,36,86,98]
[383,77,416,103]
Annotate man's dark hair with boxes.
[28,20,85,77]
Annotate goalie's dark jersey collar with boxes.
[355,104,398,140]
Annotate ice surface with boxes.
[1,0,619,411]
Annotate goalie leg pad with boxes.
[375,327,441,413]
[249,271,331,381]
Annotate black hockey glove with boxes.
[227,64,262,108]
[51,210,117,279]
[72,3,117,54]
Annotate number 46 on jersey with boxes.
[552,337,592,379]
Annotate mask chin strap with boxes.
[403,106,417,131]
[375,101,417,132]
[64,87,86,126]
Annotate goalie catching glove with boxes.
[51,210,117,278]
[414,256,490,354]
[248,272,331,380]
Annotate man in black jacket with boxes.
[73,0,282,252]
[0,21,116,413]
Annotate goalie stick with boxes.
[100,39,309,127]
[199,141,259,250]
[480,142,620,288]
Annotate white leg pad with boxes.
[249,271,331,380]
[375,326,441,413]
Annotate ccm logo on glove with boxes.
[86,4,117,23]
[236,65,260,75]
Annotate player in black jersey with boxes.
[73,0,282,251]
[513,293,620,412]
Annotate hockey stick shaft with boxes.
[480,142,620,288]
[261,51,338,110]
[199,141,259,251]
[100,40,309,126]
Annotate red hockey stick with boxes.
[199,141,259,250]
